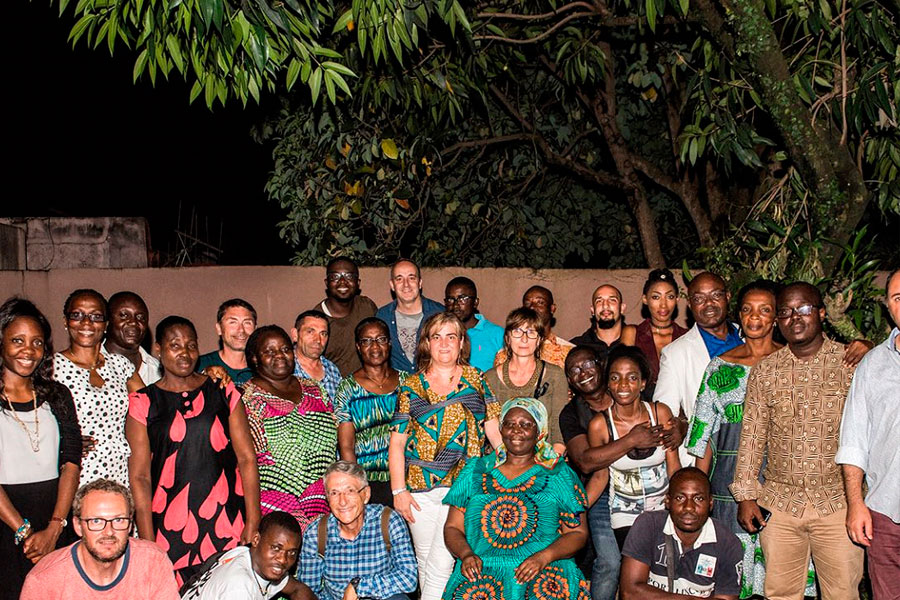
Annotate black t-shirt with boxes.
[559,396,600,484]
[622,510,742,598]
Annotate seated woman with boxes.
[484,308,569,455]
[586,346,680,549]
[241,325,337,531]
[334,317,406,507]
[633,269,688,393]
[0,298,81,600]
[443,397,590,600]
[127,316,261,585]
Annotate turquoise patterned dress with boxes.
[687,356,816,598]
[442,455,591,600]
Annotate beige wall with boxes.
[0,267,692,353]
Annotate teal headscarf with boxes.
[495,397,560,469]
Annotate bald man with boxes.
[570,285,637,361]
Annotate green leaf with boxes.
[645,0,657,31]
[166,34,185,74]
[309,66,323,105]
[333,9,353,33]
[679,0,689,16]
[189,80,203,103]
[321,61,355,77]
[286,58,301,90]
[133,48,149,82]
[381,139,399,159]
[324,70,337,103]
[329,70,352,96]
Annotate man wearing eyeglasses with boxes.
[313,257,378,376]
[731,282,864,600]
[653,272,741,466]
[443,277,504,372]
[299,461,417,600]
[376,259,445,373]
[291,309,342,400]
[20,478,180,599]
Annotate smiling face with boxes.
[426,321,463,367]
[500,407,539,457]
[250,526,301,582]
[390,261,422,304]
[643,281,678,323]
[74,491,131,564]
[324,471,370,530]
[591,286,624,329]
[1,316,45,380]
[738,289,777,341]
[216,306,256,353]
[357,322,390,368]
[253,331,295,380]
[607,356,645,406]
[107,295,149,351]
[293,316,329,361]
[65,294,107,349]
[776,285,825,346]
[155,324,199,378]
[326,260,361,301]
[565,349,603,396]
[665,474,712,534]
[687,274,730,330]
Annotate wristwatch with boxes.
[350,577,361,592]
[50,516,68,528]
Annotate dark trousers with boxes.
[869,510,900,600]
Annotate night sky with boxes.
[8,1,293,265]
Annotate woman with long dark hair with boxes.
[634,269,688,392]
[0,298,81,599]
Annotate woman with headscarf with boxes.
[442,397,590,600]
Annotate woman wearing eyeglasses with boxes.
[484,308,569,455]
[54,289,144,488]
[333,317,406,507]
[0,298,81,600]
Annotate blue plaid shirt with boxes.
[294,356,342,400]
[299,505,418,600]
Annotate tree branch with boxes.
[476,2,596,21]
[474,12,597,44]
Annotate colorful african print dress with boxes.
[442,456,591,600]
[242,379,337,531]
[686,356,817,598]
[127,379,246,585]
[333,373,407,483]
[391,366,501,491]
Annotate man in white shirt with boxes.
[103,291,160,385]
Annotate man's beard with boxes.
[84,537,128,563]
[594,317,618,329]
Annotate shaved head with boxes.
[592,285,622,303]
[687,272,726,295]
[668,467,711,496]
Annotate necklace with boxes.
[64,349,103,371]
[1,389,40,452]
[652,322,674,335]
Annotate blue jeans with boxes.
[588,490,620,600]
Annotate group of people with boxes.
[0,257,896,600]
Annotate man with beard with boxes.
[653,273,741,465]
[102,291,160,385]
[197,298,257,386]
[312,257,378,376]
[731,282,864,600]
[620,468,742,599]
[20,479,179,599]
[291,310,342,400]
[493,285,575,369]
[571,285,637,361]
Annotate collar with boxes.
[71,539,131,591]
[327,504,379,542]
[889,328,900,356]
[472,314,488,329]
[663,515,717,553]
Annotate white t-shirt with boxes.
[180,546,289,600]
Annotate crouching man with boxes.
[300,461,417,600]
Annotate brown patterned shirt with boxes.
[730,337,854,517]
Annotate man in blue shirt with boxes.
[375,259,444,373]
[299,462,417,600]
[291,309,342,400]
[443,277,503,372]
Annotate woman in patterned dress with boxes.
[53,289,144,487]
[127,316,261,585]
[241,325,337,531]
[443,397,590,600]
[389,312,503,600]
[334,317,406,507]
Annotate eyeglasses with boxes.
[501,419,537,432]
[67,311,107,323]
[79,516,132,531]
[326,486,367,499]
[509,328,539,340]
[359,336,389,347]
[327,272,359,282]
[444,295,474,305]
[776,304,821,320]
[688,290,727,305]
[567,359,598,377]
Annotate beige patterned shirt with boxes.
[730,337,854,517]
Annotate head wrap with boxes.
[495,397,560,469]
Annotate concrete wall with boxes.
[0,266,690,353]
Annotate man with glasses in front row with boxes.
[20,479,180,599]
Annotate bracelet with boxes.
[391,488,408,496]
[14,519,32,545]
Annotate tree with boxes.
[56,0,898,274]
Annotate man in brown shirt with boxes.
[730,282,863,600]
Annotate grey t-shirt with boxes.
[396,310,423,363]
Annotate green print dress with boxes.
[441,455,591,600]
[686,356,816,598]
